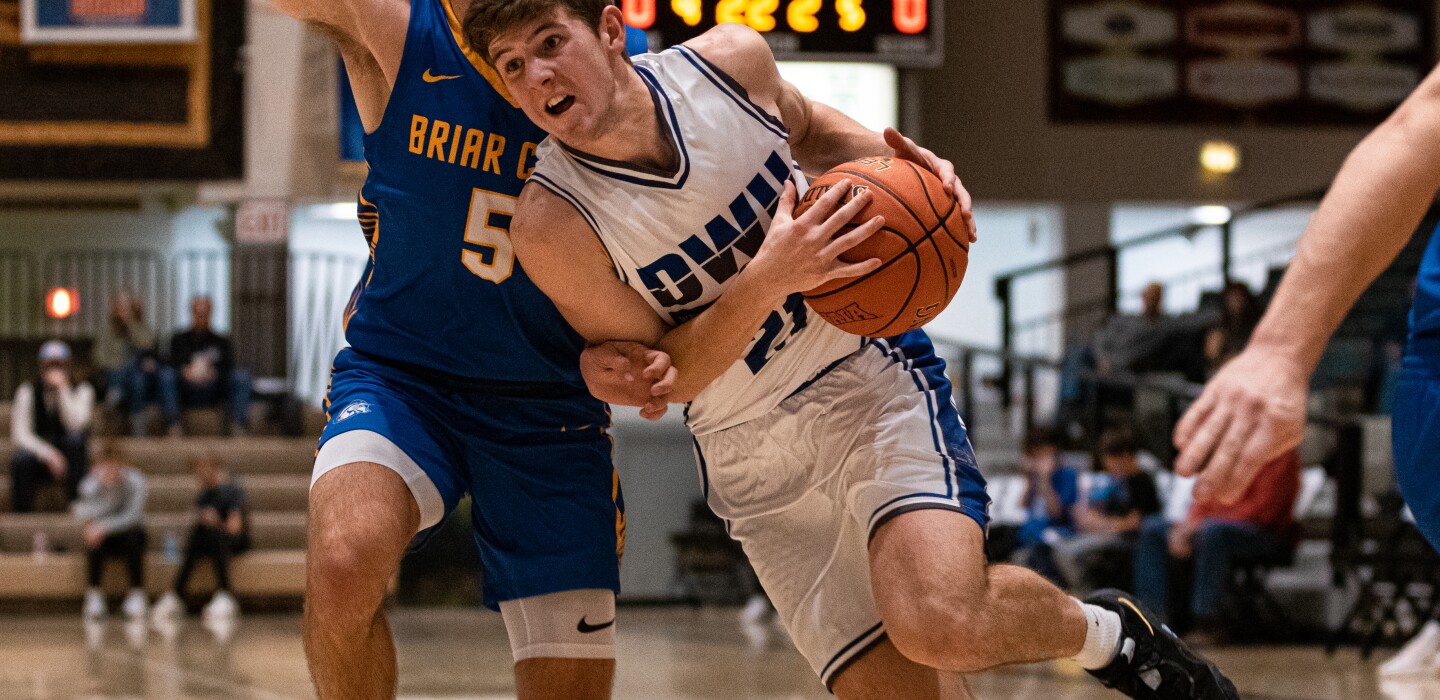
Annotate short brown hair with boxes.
[1022,425,1059,454]
[464,0,610,64]
[1098,426,1139,457]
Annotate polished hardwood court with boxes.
[0,606,1422,699]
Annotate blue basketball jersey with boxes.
[343,0,582,383]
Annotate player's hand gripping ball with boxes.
[793,157,970,337]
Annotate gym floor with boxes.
[0,607,1420,699]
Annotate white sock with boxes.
[1070,598,1123,670]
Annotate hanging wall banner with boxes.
[1050,0,1434,126]
[21,0,196,43]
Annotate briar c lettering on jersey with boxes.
[635,151,791,318]
[408,114,540,179]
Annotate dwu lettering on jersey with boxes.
[408,114,539,179]
[635,152,792,312]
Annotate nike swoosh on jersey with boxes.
[576,616,616,634]
[422,69,462,83]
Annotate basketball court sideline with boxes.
[0,606,1418,700]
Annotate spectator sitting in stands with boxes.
[1050,426,1162,593]
[73,439,148,620]
[1093,282,1171,378]
[1204,281,1261,375]
[167,296,251,436]
[92,292,179,436]
[1133,449,1300,644]
[1009,426,1078,586]
[10,340,93,512]
[152,454,248,622]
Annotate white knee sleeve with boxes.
[499,589,617,661]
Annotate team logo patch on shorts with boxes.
[336,400,372,422]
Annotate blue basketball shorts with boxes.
[312,348,623,610]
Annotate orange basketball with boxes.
[794,156,969,337]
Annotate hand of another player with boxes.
[580,341,677,420]
[1173,347,1308,505]
[884,128,977,243]
[751,180,884,297]
[199,507,222,527]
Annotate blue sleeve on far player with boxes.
[625,25,649,56]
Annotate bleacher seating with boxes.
[0,424,312,604]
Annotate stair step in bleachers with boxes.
[0,437,316,475]
[0,550,305,599]
[0,511,307,552]
[0,473,311,513]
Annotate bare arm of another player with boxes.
[513,181,883,405]
[683,25,975,241]
[1174,64,1440,504]
[264,0,408,130]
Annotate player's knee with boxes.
[306,527,394,615]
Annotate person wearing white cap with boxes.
[9,340,95,512]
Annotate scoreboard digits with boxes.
[626,0,940,65]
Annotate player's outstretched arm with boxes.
[1174,63,1440,504]
[508,185,677,412]
[265,0,408,131]
[682,25,975,241]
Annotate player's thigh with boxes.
[868,509,987,620]
[310,356,467,577]
[308,461,418,575]
[461,396,622,611]
[831,638,972,700]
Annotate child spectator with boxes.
[1051,426,1162,593]
[152,454,248,621]
[1010,426,1079,585]
[73,440,148,619]
[10,340,93,512]
[1132,449,1300,643]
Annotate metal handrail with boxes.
[992,188,1329,404]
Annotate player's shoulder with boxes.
[681,25,782,99]
[514,180,589,241]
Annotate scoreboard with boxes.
[620,0,942,66]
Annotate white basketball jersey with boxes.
[530,45,862,434]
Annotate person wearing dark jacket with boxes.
[167,296,251,435]
[152,454,249,621]
[10,341,94,512]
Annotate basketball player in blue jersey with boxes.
[268,0,668,698]
[466,1,1239,697]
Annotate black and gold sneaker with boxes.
[1083,589,1240,700]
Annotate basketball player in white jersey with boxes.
[465,1,1239,697]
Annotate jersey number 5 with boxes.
[462,188,517,283]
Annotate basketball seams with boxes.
[801,158,970,336]
[881,247,925,334]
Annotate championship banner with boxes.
[1050,0,1435,126]
[0,0,242,179]
[21,0,196,43]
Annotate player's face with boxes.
[490,10,621,146]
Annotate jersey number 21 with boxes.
[462,188,516,283]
